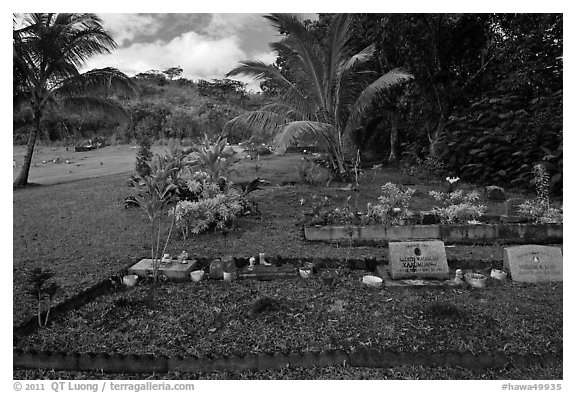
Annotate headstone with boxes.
[420,211,441,225]
[129,259,197,280]
[486,185,506,201]
[500,198,528,223]
[503,245,562,283]
[388,240,449,279]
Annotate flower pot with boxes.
[190,270,205,282]
[362,275,383,288]
[122,274,138,287]
[299,268,313,279]
[465,273,487,288]
[490,269,507,281]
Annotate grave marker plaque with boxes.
[503,245,562,283]
[129,259,197,280]
[501,198,528,223]
[388,240,449,279]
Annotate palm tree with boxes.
[13,13,137,187]
[225,14,413,178]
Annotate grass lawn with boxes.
[13,149,563,379]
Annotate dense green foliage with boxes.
[289,13,562,193]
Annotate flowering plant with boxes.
[365,183,415,225]
[429,189,486,224]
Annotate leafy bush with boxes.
[171,176,242,238]
[297,158,324,185]
[518,164,562,224]
[366,183,415,225]
[441,90,562,193]
[429,190,486,224]
[190,135,231,180]
[135,135,153,177]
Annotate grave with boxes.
[388,240,450,280]
[500,198,529,223]
[129,259,197,281]
[237,264,297,280]
[503,245,562,283]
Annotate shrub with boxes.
[429,189,486,224]
[297,158,324,185]
[135,135,153,177]
[366,183,415,225]
[171,176,242,239]
[518,164,562,224]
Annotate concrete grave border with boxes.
[13,347,561,374]
[304,223,562,245]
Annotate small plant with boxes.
[366,183,415,225]
[25,268,61,327]
[297,158,323,185]
[446,176,460,193]
[135,135,153,177]
[429,189,486,224]
[518,164,563,223]
[133,162,178,286]
[190,134,230,181]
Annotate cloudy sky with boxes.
[83,13,318,91]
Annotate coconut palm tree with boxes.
[13,13,137,187]
[225,13,413,178]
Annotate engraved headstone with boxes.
[388,240,449,279]
[503,245,562,283]
[501,198,528,223]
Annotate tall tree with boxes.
[13,13,136,187]
[225,13,412,177]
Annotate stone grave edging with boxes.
[13,347,561,374]
[14,257,503,338]
[304,223,562,245]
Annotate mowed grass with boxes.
[13,152,541,326]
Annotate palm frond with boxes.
[344,69,413,137]
[55,67,137,98]
[226,60,305,99]
[265,14,327,111]
[274,120,335,153]
[224,110,288,140]
[342,44,376,73]
[58,96,130,121]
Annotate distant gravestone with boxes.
[388,240,449,279]
[503,245,562,283]
[486,185,506,201]
[501,198,528,223]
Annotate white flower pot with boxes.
[122,274,138,287]
[490,269,507,281]
[362,275,383,288]
[465,273,487,288]
[223,271,235,282]
[299,268,313,279]
[190,270,205,282]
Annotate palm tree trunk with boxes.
[388,111,399,162]
[428,119,444,158]
[14,108,41,188]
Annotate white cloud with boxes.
[83,31,246,81]
[201,14,262,38]
[98,13,160,46]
